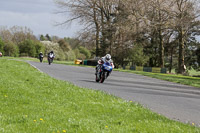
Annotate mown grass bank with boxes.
[116,69,200,88]
[0,59,200,132]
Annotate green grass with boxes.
[115,69,200,88]
[0,59,200,132]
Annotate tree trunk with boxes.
[178,30,185,74]
[158,10,164,68]
[95,26,100,57]
[93,3,100,57]
[110,33,112,55]
[100,8,106,56]
[159,28,164,68]
[169,47,173,73]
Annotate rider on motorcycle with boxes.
[48,51,55,63]
[95,54,114,77]
[48,51,55,58]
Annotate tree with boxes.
[52,36,60,42]
[144,0,173,68]
[54,0,200,73]
[58,39,70,52]
[19,40,36,57]
[55,0,100,56]
[10,26,37,45]
[0,26,13,42]
[40,35,46,41]
[66,50,76,61]
[35,41,45,57]
[78,46,91,59]
[0,37,4,53]
[128,44,149,66]
[0,26,37,45]
[45,34,51,41]
[4,41,19,57]
[171,0,200,73]
[64,37,80,49]
[197,46,200,70]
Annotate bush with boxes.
[66,50,76,61]
[4,41,19,57]
[35,41,45,58]
[19,40,36,57]
[73,48,80,58]
[78,46,91,59]
[41,41,66,60]
[58,39,70,52]
[0,37,4,54]
[128,44,149,66]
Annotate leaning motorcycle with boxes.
[48,54,54,65]
[96,62,113,83]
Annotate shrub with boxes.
[0,37,4,53]
[41,41,66,60]
[78,46,91,59]
[19,40,36,57]
[128,44,149,66]
[35,41,45,58]
[66,50,76,61]
[3,41,19,57]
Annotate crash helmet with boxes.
[105,54,111,61]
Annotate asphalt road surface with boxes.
[28,61,200,126]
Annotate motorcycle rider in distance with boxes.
[48,51,55,64]
[38,52,43,63]
[48,51,55,58]
[96,54,114,78]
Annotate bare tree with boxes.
[142,0,174,67]
[55,0,101,56]
[171,0,200,73]
[54,0,200,71]
[0,26,13,42]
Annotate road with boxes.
[28,61,200,126]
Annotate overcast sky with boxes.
[0,0,81,38]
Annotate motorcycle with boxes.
[95,62,113,83]
[48,54,54,65]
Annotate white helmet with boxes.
[105,54,111,61]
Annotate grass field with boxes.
[0,58,200,132]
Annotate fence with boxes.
[122,66,167,73]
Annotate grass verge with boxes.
[115,69,200,88]
[0,59,200,132]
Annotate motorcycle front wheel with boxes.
[100,72,105,83]
[48,58,51,65]
[96,74,100,82]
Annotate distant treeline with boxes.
[0,26,93,61]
